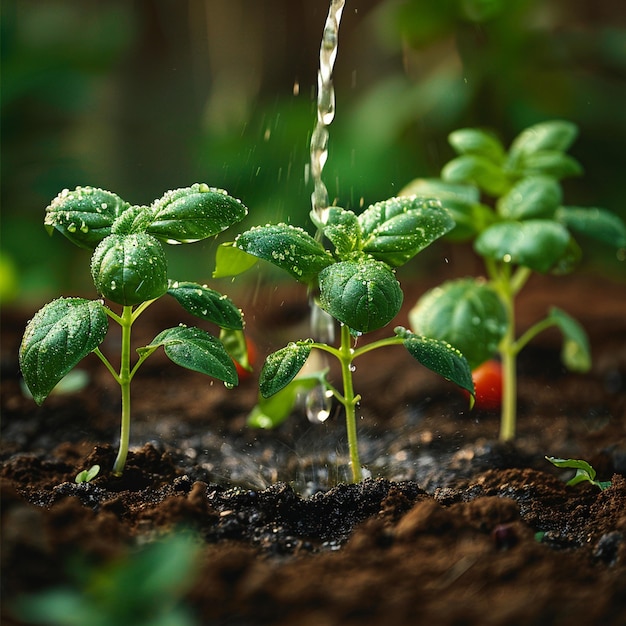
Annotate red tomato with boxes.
[471,359,503,411]
[234,336,257,380]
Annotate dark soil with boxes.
[2,272,626,625]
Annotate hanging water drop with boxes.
[305,385,333,424]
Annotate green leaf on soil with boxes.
[545,456,611,490]
[19,297,108,405]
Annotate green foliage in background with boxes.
[2,0,625,301]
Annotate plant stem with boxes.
[112,305,133,476]
[338,324,362,482]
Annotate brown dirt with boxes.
[2,272,626,625]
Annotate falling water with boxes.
[310,0,345,227]
[305,0,346,422]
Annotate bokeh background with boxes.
[2,0,625,304]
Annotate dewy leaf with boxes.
[213,242,259,278]
[318,259,403,333]
[475,220,571,273]
[110,205,154,235]
[259,342,313,398]
[448,128,506,164]
[248,374,323,429]
[359,196,455,267]
[139,326,237,385]
[509,120,578,161]
[234,224,334,284]
[167,281,243,330]
[547,307,591,372]
[148,184,248,243]
[408,278,508,370]
[497,176,562,221]
[44,187,130,250]
[19,297,108,405]
[91,233,168,306]
[442,154,510,197]
[395,327,474,395]
[556,206,626,249]
[321,207,362,259]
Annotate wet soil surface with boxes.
[2,273,626,625]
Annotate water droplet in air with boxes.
[305,385,333,424]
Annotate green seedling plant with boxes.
[75,464,100,484]
[545,456,612,490]
[20,184,248,476]
[215,197,475,483]
[405,120,626,441]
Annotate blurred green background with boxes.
[2,0,625,304]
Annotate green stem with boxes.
[338,324,362,483]
[112,305,133,476]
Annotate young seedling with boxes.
[406,120,626,441]
[20,184,248,476]
[75,464,100,484]
[215,197,475,483]
[545,456,612,490]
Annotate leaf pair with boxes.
[217,197,454,333]
[46,184,248,307]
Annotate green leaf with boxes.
[91,233,168,306]
[167,281,243,330]
[442,154,510,197]
[75,464,100,484]
[448,128,506,163]
[110,205,154,235]
[497,176,562,220]
[519,151,583,179]
[509,120,578,160]
[408,278,508,370]
[547,307,591,372]
[318,259,403,333]
[399,178,481,205]
[321,207,362,259]
[139,326,237,385]
[148,184,248,243]
[395,327,474,395]
[220,328,250,371]
[213,241,260,278]
[248,374,324,429]
[556,206,626,249]
[475,220,571,273]
[545,456,610,490]
[259,342,313,398]
[19,298,108,405]
[359,196,455,266]
[234,224,334,283]
[44,187,130,250]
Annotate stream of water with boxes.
[305,0,346,424]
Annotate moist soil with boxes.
[2,271,626,625]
